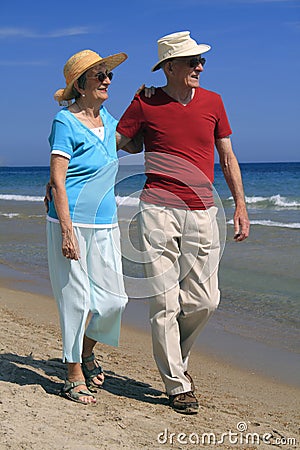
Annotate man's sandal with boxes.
[82,353,104,391]
[60,380,96,404]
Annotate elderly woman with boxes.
[47,49,137,404]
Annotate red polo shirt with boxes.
[117,87,232,209]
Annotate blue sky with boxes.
[0,0,299,166]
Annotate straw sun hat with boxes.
[54,49,128,103]
[151,31,211,72]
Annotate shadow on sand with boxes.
[0,352,167,406]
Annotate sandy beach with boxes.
[0,284,299,450]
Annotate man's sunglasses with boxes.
[88,71,113,82]
[188,56,206,68]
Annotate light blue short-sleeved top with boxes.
[47,106,119,227]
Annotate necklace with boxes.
[74,101,103,129]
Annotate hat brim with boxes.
[60,52,127,101]
[151,44,211,72]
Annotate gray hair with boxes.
[72,71,87,99]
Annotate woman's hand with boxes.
[61,228,80,260]
[135,84,156,98]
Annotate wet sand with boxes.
[0,284,299,449]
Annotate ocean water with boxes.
[0,163,299,383]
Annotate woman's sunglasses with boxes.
[88,71,113,83]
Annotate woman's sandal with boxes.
[60,380,96,404]
[81,352,104,392]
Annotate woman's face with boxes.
[83,63,112,103]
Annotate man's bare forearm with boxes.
[216,137,250,240]
[216,138,246,207]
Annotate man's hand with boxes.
[44,182,52,213]
[233,205,250,241]
[215,137,250,242]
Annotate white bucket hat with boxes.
[151,31,211,72]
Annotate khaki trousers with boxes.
[138,202,220,396]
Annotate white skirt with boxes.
[46,221,128,362]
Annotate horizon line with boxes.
[1,160,300,169]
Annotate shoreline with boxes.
[1,262,299,389]
[0,283,299,449]
[121,288,300,389]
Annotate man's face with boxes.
[169,55,205,88]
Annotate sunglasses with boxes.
[188,56,206,68]
[88,71,113,83]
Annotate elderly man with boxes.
[117,31,250,414]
